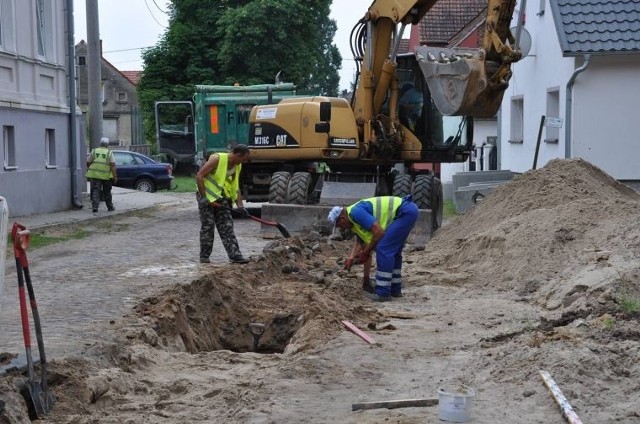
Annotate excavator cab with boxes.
[396,53,473,162]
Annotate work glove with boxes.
[236,207,249,218]
[344,257,354,271]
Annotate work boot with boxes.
[362,277,375,294]
[364,292,391,302]
[107,205,115,212]
[199,257,211,264]
[391,283,402,298]
[92,208,98,214]
[229,255,249,264]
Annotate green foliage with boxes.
[602,316,615,329]
[443,199,457,219]
[620,298,640,314]
[137,0,341,142]
[6,230,89,251]
[169,175,198,193]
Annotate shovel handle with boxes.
[11,222,30,267]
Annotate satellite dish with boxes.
[510,26,532,57]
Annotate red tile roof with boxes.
[419,0,486,46]
[121,71,143,85]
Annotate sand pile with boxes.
[414,158,640,313]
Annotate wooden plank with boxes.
[341,320,375,344]
[539,370,583,424]
[352,398,439,411]
[382,311,416,319]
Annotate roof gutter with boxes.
[564,54,591,158]
[67,0,83,209]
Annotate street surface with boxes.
[0,195,269,360]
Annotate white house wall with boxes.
[499,0,576,173]
[572,55,640,180]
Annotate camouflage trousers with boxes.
[197,195,242,260]
[90,179,113,211]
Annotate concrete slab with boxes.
[454,184,504,214]
[319,182,377,206]
[261,204,431,246]
[452,170,515,193]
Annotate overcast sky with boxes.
[73,0,372,90]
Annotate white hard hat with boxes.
[327,206,343,233]
[100,137,109,146]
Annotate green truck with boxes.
[154,83,298,200]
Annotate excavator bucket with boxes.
[416,46,510,118]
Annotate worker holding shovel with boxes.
[328,195,419,302]
[195,144,251,264]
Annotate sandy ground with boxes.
[1,158,640,423]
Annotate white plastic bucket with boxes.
[437,385,475,422]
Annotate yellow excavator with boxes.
[246,0,521,231]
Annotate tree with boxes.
[137,0,341,142]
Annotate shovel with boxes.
[213,203,291,238]
[11,223,54,418]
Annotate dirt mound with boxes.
[115,233,380,356]
[413,158,640,312]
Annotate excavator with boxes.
[246,0,522,231]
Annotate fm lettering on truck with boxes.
[329,137,357,148]
[256,107,277,120]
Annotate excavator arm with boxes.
[419,0,522,117]
[352,0,521,126]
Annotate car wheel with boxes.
[135,178,155,192]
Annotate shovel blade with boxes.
[22,380,54,418]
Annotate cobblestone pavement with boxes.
[0,197,269,361]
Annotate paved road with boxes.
[0,193,269,362]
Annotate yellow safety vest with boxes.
[85,147,113,180]
[346,196,402,245]
[203,153,242,202]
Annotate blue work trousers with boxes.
[374,200,419,297]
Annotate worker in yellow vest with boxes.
[328,195,419,301]
[195,145,252,264]
[86,137,117,214]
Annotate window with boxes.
[117,92,127,103]
[509,97,524,143]
[545,89,560,143]
[45,128,56,167]
[114,151,135,166]
[78,56,86,66]
[3,125,16,169]
[35,0,53,60]
[538,0,545,16]
[0,0,16,52]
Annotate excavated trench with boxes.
[135,275,307,354]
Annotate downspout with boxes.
[564,54,591,158]
[67,0,83,208]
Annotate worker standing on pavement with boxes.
[195,145,252,264]
[328,195,419,301]
[86,137,117,214]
